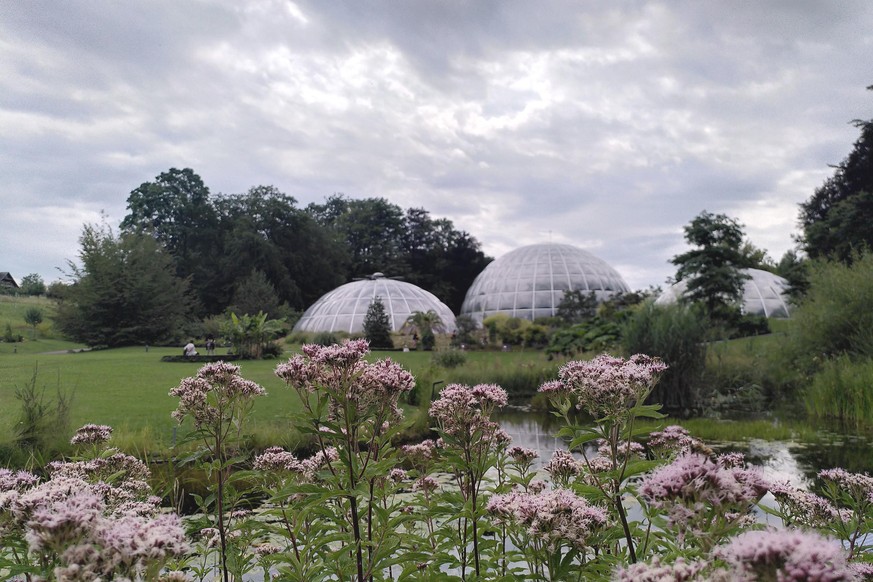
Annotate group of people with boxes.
[183,337,217,357]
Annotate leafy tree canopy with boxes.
[19,273,46,296]
[800,89,873,262]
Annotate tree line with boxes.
[54,168,491,347]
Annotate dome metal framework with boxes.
[460,243,631,323]
[654,267,792,318]
[293,273,457,334]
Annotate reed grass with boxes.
[804,355,873,430]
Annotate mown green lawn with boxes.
[0,342,557,454]
[0,347,306,449]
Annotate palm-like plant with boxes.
[404,310,445,350]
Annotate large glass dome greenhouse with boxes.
[293,273,457,334]
[460,243,631,323]
[654,268,792,318]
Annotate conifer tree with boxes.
[363,296,393,349]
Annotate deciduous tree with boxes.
[800,90,873,261]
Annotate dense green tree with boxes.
[215,186,348,311]
[556,290,598,325]
[121,168,219,314]
[308,195,407,278]
[227,270,287,321]
[671,211,749,322]
[800,92,873,261]
[775,249,809,299]
[362,297,393,349]
[55,223,192,347]
[19,274,46,296]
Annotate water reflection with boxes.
[494,407,873,487]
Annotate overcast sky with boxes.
[2,1,871,292]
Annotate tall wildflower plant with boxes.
[428,383,509,579]
[537,354,667,567]
[274,339,416,581]
[169,361,266,582]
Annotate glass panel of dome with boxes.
[498,294,516,310]
[515,294,532,309]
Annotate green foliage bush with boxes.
[312,331,340,346]
[546,317,621,357]
[787,252,873,369]
[431,349,467,369]
[621,301,709,412]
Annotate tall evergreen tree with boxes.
[363,296,393,349]
[671,211,749,322]
[56,223,192,347]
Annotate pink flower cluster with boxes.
[819,468,873,505]
[508,446,539,465]
[487,488,608,551]
[639,453,768,541]
[614,556,709,582]
[169,361,267,429]
[253,446,338,481]
[647,425,711,458]
[70,424,113,446]
[548,354,667,418]
[275,340,414,421]
[1,465,186,580]
[544,449,582,483]
[45,453,156,517]
[715,529,854,581]
[596,438,645,461]
[769,481,844,529]
[428,383,508,440]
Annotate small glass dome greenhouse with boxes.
[293,273,457,334]
[460,243,631,323]
[654,268,792,318]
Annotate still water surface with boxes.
[494,407,873,488]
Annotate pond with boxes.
[494,407,873,488]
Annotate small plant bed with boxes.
[160,354,240,363]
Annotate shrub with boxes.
[432,349,467,369]
[787,252,873,367]
[312,331,340,346]
[14,366,74,454]
[621,301,709,412]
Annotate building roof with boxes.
[460,243,630,323]
[654,267,792,318]
[0,272,19,288]
[293,273,457,334]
